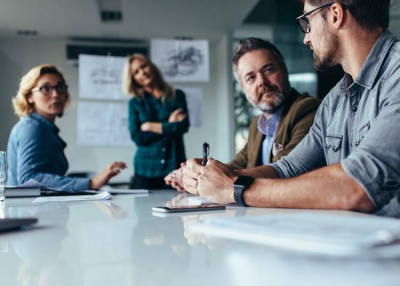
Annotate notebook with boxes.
[191,212,400,257]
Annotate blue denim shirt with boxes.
[7,112,90,191]
[271,30,400,217]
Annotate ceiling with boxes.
[0,0,259,41]
[2,0,399,42]
[244,0,400,37]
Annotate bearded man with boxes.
[183,0,400,217]
[165,38,320,191]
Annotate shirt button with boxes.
[161,159,165,164]
[352,106,357,112]
[162,148,166,152]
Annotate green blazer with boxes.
[228,89,321,170]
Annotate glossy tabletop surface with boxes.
[0,190,400,286]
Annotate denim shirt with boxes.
[271,30,400,216]
[7,112,90,191]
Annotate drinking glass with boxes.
[0,152,7,202]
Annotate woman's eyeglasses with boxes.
[31,83,68,96]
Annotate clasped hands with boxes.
[181,158,237,204]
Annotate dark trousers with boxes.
[132,174,173,190]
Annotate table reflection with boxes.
[6,203,72,286]
[130,195,191,285]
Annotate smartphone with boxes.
[152,205,226,213]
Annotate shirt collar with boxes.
[30,112,60,134]
[341,29,397,93]
[257,105,283,135]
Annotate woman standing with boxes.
[8,64,126,191]
[123,54,190,189]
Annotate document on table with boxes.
[32,190,112,203]
[100,186,149,194]
[191,213,400,257]
[108,189,148,194]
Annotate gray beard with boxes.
[246,88,290,115]
[257,92,285,114]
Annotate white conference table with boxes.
[0,190,399,286]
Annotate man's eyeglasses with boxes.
[296,2,334,33]
[31,83,68,96]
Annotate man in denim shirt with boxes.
[182,0,400,216]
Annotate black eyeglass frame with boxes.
[296,2,335,33]
[31,83,69,95]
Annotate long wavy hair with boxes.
[122,53,175,99]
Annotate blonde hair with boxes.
[12,64,71,118]
[122,54,175,98]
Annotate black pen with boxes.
[202,142,209,166]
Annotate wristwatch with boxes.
[233,176,254,207]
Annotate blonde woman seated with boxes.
[7,64,126,191]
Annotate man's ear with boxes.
[330,3,346,30]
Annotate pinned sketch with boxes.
[79,54,127,100]
[151,39,209,82]
[175,86,202,127]
[77,101,134,146]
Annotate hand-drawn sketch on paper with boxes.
[79,54,127,100]
[151,39,209,82]
[77,101,134,146]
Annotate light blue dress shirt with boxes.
[257,107,283,165]
[7,112,90,191]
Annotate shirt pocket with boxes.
[356,121,370,147]
[325,134,343,164]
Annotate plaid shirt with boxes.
[128,89,190,178]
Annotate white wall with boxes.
[0,35,235,182]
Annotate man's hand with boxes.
[182,158,203,195]
[168,108,187,122]
[197,159,237,204]
[164,164,186,192]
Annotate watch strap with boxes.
[233,176,254,207]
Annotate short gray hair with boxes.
[232,38,288,83]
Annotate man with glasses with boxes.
[182,0,400,217]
